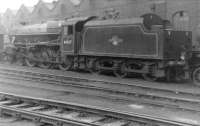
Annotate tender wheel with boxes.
[39,62,51,69]
[192,67,200,86]
[25,52,36,67]
[59,63,71,71]
[58,57,72,71]
[113,62,128,78]
[142,65,157,81]
[142,73,157,81]
[92,59,102,74]
[85,58,95,73]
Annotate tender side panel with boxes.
[81,25,160,59]
[164,31,192,60]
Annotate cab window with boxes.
[68,25,73,35]
[64,25,73,35]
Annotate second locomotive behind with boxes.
[6,13,199,84]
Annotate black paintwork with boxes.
[164,30,192,60]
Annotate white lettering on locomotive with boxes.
[64,39,72,45]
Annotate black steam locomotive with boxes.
[4,13,200,85]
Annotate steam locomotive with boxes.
[4,13,200,85]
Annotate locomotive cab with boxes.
[61,25,74,54]
[59,16,96,70]
[61,16,96,55]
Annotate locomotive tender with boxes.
[7,13,200,84]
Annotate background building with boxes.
[1,0,200,43]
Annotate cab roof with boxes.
[85,18,143,27]
[63,16,96,26]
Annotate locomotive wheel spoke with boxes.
[113,62,128,78]
[38,51,51,69]
[15,58,24,66]
[39,62,51,69]
[25,52,36,67]
[3,54,13,64]
[87,68,93,73]
[58,57,72,71]
[15,53,24,66]
[192,67,200,86]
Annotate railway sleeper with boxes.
[0,95,185,126]
[0,69,199,113]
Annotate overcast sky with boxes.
[0,0,57,13]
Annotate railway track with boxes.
[0,67,200,114]
[0,64,196,94]
[0,92,196,126]
[0,65,196,94]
